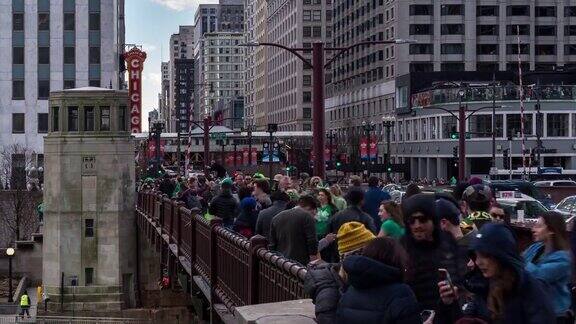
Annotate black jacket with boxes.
[158,178,175,197]
[255,201,288,241]
[208,190,239,224]
[304,263,343,324]
[336,255,421,324]
[269,207,318,265]
[328,206,377,234]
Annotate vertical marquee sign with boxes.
[124,47,147,133]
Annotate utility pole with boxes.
[458,101,466,182]
[491,74,497,176]
[203,117,211,175]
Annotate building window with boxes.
[477,6,498,16]
[477,25,499,36]
[441,4,464,16]
[38,113,48,133]
[303,75,311,86]
[535,45,556,55]
[52,107,59,131]
[303,124,312,131]
[119,106,127,131]
[13,80,24,100]
[303,92,311,103]
[535,25,556,36]
[409,44,433,54]
[64,47,75,64]
[441,44,464,54]
[410,63,433,72]
[442,116,457,139]
[312,26,321,37]
[565,44,576,55]
[566,7,576,17]
[85,219,94,237]
[89,13,100,30]
[85,107,95,131]
[303,107,312,119]
[441,63,465,71]
[68,107,79,132]
[38,13,50,30]
[441,24,465,35]
[64,13,75,31]
[506,44,530,55]
[38,80,50,99]
[13,47,24,64]
[477,44,498,55]
[409,24,432,35]
[507,114,533,136]
[89,47,100,64]
[13,13,24,31]
[303,26,311,37]
[85,268,94,286]
[547,114,568,137]
[38,47,50,64]
[535,6,556,17]
[468,115,503,137]
[89,80,100,87]
[507,25,530,35]
[409,5,432,15]
[477,62,499,72]
[303,10,311,21]
[64,80,75,89]
[565,26,576,36]
[507,6,530,16]
[100,107,110,131]
[12,113,25,134]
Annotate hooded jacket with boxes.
[304,263,344,324]
[400,193,463,311]
[522,241,572,316]
[208,189,239,225]
[336,255,421,324]
[437,223,556,324]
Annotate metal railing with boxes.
[0,316,151,324]
[136,191,308,313]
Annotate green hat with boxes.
[253,172,268,180]
[221,178,233,187]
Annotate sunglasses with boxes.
[491,212,505,219]
[407,215,432,225]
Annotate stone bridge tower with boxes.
[43,87,136,313]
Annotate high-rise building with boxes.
[167,26,195,132]
[159,61,169,122]
[264,0,332,131]
[0,0,125,157]
[199,32,245,123]
[244,0,268,127]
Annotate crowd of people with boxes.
[140,171,574,324]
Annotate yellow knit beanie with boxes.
[337,221,376,254]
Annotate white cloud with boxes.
[143,72,162,87]
[141,43,157,53]
[150,0,198,11]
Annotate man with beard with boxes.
[401,193,461,311]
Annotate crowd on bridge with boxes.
[139,170,575,324]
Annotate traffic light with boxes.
[450,126,459,139]
[503,149,510,169]
[452,146,458,159]
[336,161,342,169]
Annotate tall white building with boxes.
[244,0,268,127]
[0,0,125,157]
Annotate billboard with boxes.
[124,47,147,133]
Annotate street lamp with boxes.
[239,38,415,179]
[326,130,337,172]
[362,121,376,177]
[6,247,15,303]
[457,88,466,181]
[382,115,396,181]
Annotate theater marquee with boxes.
[124,47,147,133]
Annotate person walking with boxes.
[316,188,337,239]
[362,176,391,229]
[19,291,31,318]
[336,237,422,324]
[377,201,405,239]
[255,191,290,241]
[328,188,377,234]
[522,211,572,322]
[208,178,239,227]
[269,195,319,265]
[437,223,555,324]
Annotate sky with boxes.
[125,0,218,130]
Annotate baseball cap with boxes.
[463,184,492,204]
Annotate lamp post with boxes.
[382,115,396,182]
[242,117,256,166]
[457,89,466,181]
[6,247,15,303]
[240,39,415,179]
[267,124,278,178]
[326,130,336,171]
[362,121,376,177]
[151,120,165,177]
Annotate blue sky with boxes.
[125,0,217,129]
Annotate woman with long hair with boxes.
[437,223,555,324]
[522,211,572,323]
[316,188,337,239]
[336,237,421,323]
[329,184,347,211]
[377,201,405,239]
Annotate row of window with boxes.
[13,12,100,32]
[409,44,571,56]
[408,62,568,73]
[12,46,100,65]
[410,24,576,36]
[409,5,575,17]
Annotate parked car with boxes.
[496,191,549,222]
[534,180,576,187]
[487,180,555,209]
[553,196,576,218]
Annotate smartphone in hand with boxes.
[438,268,455,294]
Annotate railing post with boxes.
[175,202,184,254]
[209,217,223,323]
[159,195,167,231]
[190,209,198,268]
[248,235,268,305]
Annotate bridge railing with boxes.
[136,191,308,313]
